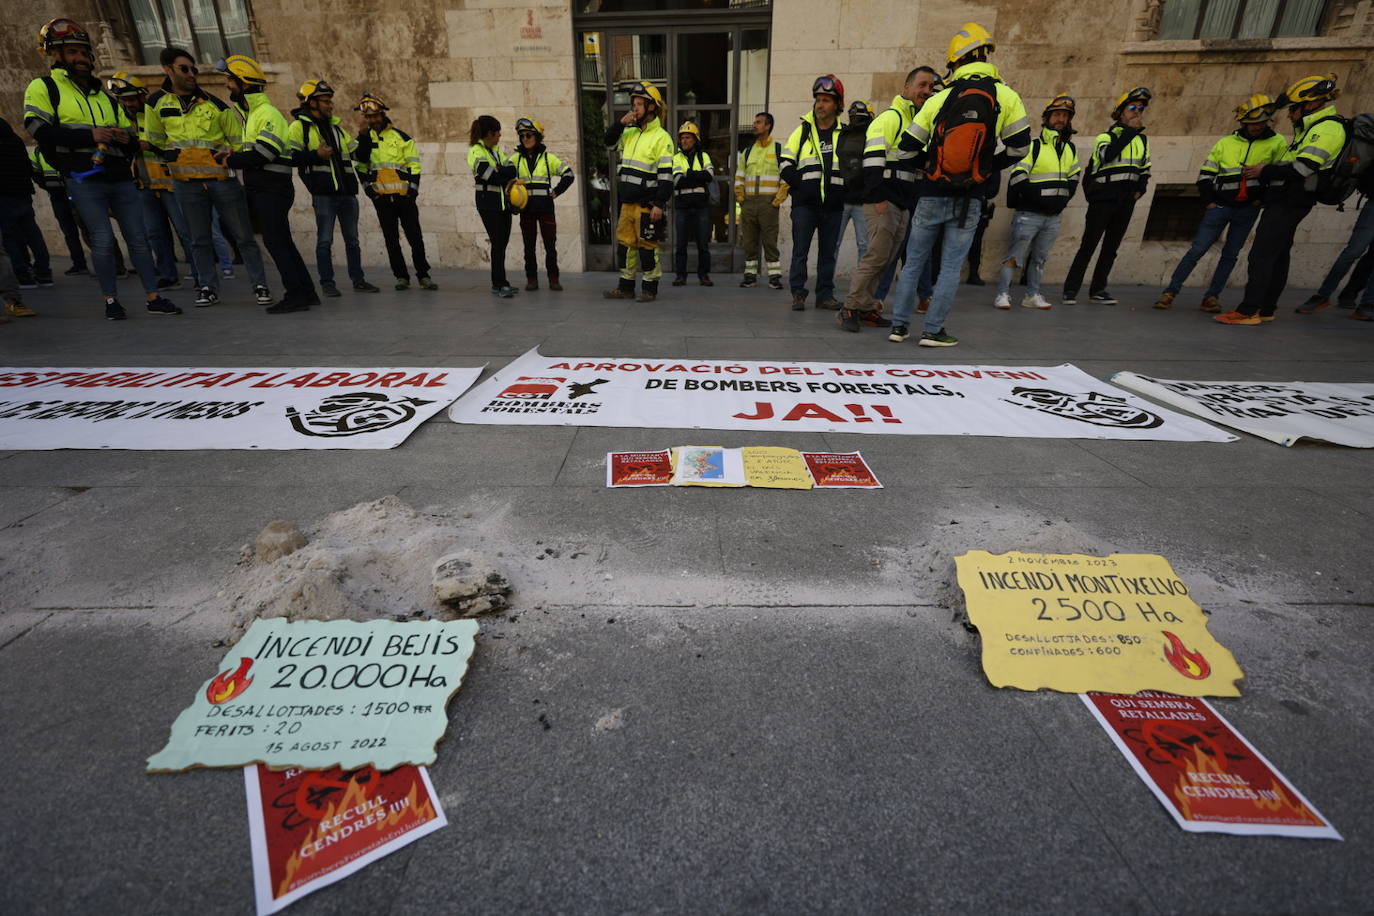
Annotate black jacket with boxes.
[0,118,35,198]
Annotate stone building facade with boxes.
[3,1,1373,291]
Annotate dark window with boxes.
[1144,185,1204,241]
[125,0,254,65]
[1158,0,1328,40]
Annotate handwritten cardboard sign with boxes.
[148,618,478,772]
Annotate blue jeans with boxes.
[1316,201,1374,298]
[142,189,199,286]
[0,196,51,282]
[836,203,868,261]
[173,178,267,291]
[1164,204,1261,299]
[64,179,158,297]
[673,204,711,278]
[790,204,842,302]
[996,210,1062,299]
[313,194,365,286]
[891,196,982,332]
[211,213,233,269]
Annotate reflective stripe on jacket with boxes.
[468,141,515,210]
[734,139,782,198]
[863,95,919,208]
[143,84,239,181]
[509,146,573,213]
[1086,124,1150,202]
[781,111,846,206]
[357,124,421,196]
[22,66,136,180]
[1008,127,1080,214]
[672,148,714,208]
[288,111,359,196]
[1197,129,1287,205]
[607,117,674,207]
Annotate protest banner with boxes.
[1112,373,1374,447]
[0,366,481,449]
[245,763,447,913]
[450,349,1233,442]
[955,551,1243,697]
[148,618,479,772]
[1082,692,1341,839]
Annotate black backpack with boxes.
[1308,113,1374,206]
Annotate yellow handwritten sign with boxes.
[955,551,1243,697]
[742,447,813,489]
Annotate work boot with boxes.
[838,308,861,332]
[861,310,892,328]
[636,281,658,303]
[739,274,757,288]
[353,281,380,293]
[604,278,636,299]
[768,275,783,290]
[791,290,807,311]
[671,276,687,287]
[916,297,930,314]
[816,298,842,310]
[549,275,563,291]
[321,282,341,298]
[526,277,539,291]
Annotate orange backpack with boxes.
[926,76,1000,189]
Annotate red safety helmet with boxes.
[812,74,844,107]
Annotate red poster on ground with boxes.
[801,451,882,488]
[1081,692,1340,839]
[244,764,447,913]
[606,449,673,486]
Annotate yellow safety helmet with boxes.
[1112,87,1152,117]
[354,92,389,114]
[215,54,267,87]
[506,179,529,210]
[1043,93,1075,118]
[627,80,666,112]
[298,78,335,102]
[847,99,875,121]
[515,117,545,138]
[106,72,147,98]
[947,23,994,68]
[37,18,91,53]
[1276,74,1339,109]
[677,120,701,142]
[1234,93,1275,123]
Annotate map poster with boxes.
[606,449,673,486]
[147,618,479,772]
[801,451,882,488]
[1081,693,1341,839]
[955,551,1244,697]
[245,763,447,913]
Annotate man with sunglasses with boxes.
[23,18,180,320]
[1062,87,1152,305]
[1217,74,1348,326]
[144,46,271,308]
[288,79,378,298]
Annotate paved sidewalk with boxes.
[1,267,1371,914]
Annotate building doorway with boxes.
[574,6,771,271]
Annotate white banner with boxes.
[0,367,481,449]
[1112,373,1374,447]
[448,349,1234,442]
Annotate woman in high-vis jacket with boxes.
[509,117,574,291]
[467,115,518,298]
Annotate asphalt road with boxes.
[1,265,1370,915]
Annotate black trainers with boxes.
[1089,290,1118,304]
[768,275,783,290]
[266,296,310,314]
[146,296,182,316]
[919,328,958,347]
[838,308,861,332]
[888,324,910,342]
[194,286,219,307]
[1061,291,1077,305]
[254,285,273,305]
[353,281,380,293]
[321,283,342,298]
[157,277,182,291]
[862,311,893,328]
[104,298,127,321]
[64,264,87,276]
[739,275,757,288]
[36,274,54,287]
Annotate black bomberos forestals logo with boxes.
[285,392,435,437]
[1003,387,1163,429]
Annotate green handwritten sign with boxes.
[147,618,479,772]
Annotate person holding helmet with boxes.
[604,81,674,302]
[107,72,198,293]
[1154,94,1287,313]
[847,66,939,324]
[992,93,1081,312]
[214,56,319,314]
[783,74,848,311]
[467,114,519,298]
[355,93,435,292]
[510,117,574,291]
[734,112,787,289]
[24,18,180,320]
[835,99,874,265]
[880,24,1030,344]
[145,46,270,308]
[670,120,715,287]
[288,79,378,298]
[1061,87,1152,305]
[1217,74,1348,325]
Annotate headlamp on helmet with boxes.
[38,18,91,54]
